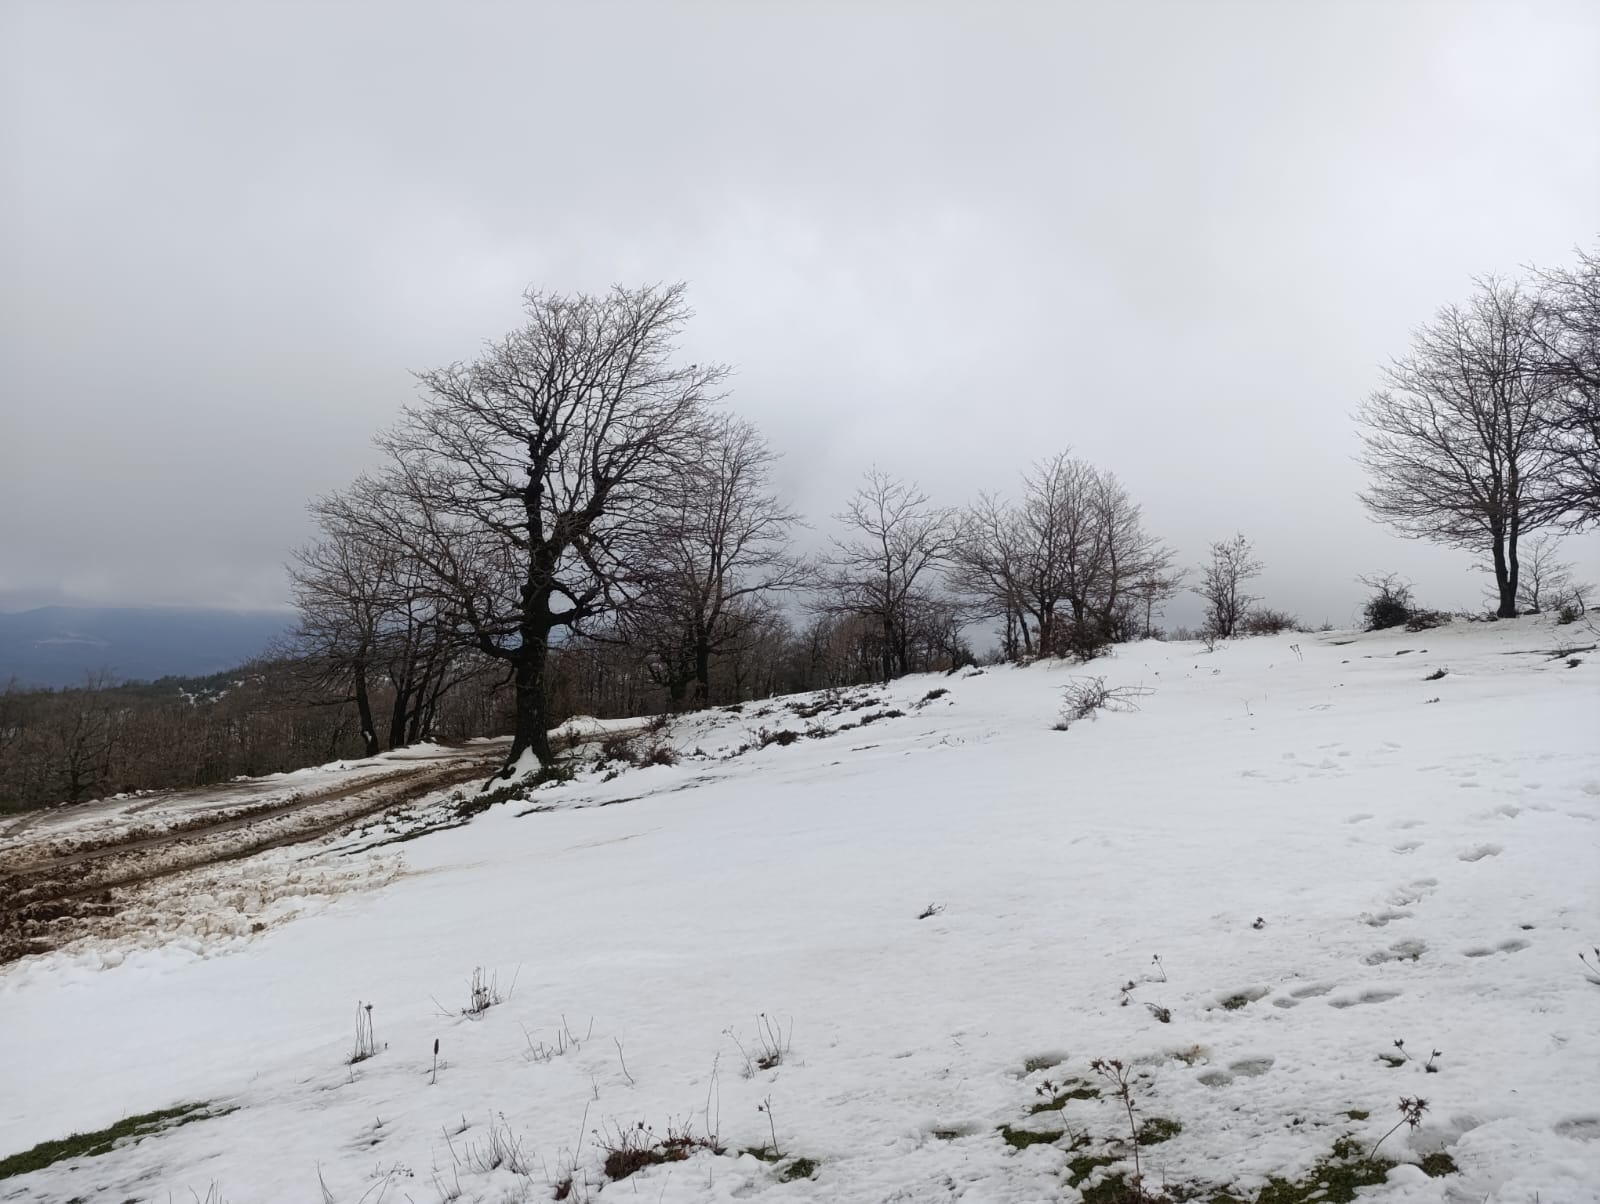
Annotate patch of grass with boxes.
[1137,1116,1182,1145]
[1078,1171,1144,1204]
[1065,1153,1116,1186]
[1419,1151,1457,1176]
[1253,1137,1396,1204]
[780,1156,819,1181]
[1219,994,1253,1011]
[1022,1054,1064,1073]
[1344,1110,1369,1121]
[1030,1080,1100,1112]
[0,1103,234,1180]
[999,1124,1063,1150]
[741,1145,780,1163]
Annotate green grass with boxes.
[1419,1152,1458,1176]
[1066,1152,1116,1185]
[999,1124,1063,1150]
[0,1102,234,1180]
[1137,1116,1182,1145]
[1030,1081,1100,1112]
[780,1156,820,1181]
[1253,1137,1395,1204]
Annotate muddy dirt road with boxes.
[0,741,510,964]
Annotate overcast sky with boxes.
[5,1,1598,629]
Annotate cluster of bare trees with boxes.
[279,283,1205,778]
[949,455,1182,658]
[1359,245,1598,617]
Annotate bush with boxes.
[1404,608,1449,632]
[1053,620,1111,663]
[1360,573,1416,631]
[599,733,640,766]
[1057,677,1152,728]
[1241,608,1300,635]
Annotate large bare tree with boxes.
[1358,278,1567,617]
[372,284,723,772]
[1531,244,1600,527]
[820,469,956,682]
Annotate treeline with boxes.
[279,282,1235,778]
[0,663,513,811]
[8,244,1592,808]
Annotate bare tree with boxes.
[368,284,724,772]
[625,415,803,706]
[290,491,471,756]
[1514,532,1586,613]
[1530,244,1600,528]
[1126,550,1185,639]
[952,453,1177,657]
[288,507,390,757]
[1358,277,1568,617]
[1194,533,1261,638]
[950,492,1033,658]
[820,469,956,682]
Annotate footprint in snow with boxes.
[1229,1056,1274,1077]
[1458,844,1503,862]
[1386,879,1437,907]
[1390,840,1422,854]
[1345,813,1374,824]
[1363,939,1426,965]
[1390,818,1425,830]
[1362,909,1412,927]
[1197,1070,1233,1088]
[1329,988,1402,1008]
[1555,1116,1600,1141]
[1289,982,1336,999]
[1209,985,1271,1011]
[1463,938,1530,958]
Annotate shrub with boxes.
[1058,678,1152,727]
[1404,609,1449,632]
[599,733,640,766]
[641,744,678,767]
[1054,621,1111,663]
[1360,573,1415,631]
[1241,608,1300,635]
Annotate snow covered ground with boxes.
[2,618,1597,1203]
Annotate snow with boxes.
[2,618,1597,1202]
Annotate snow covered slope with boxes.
[2,619,1597,1202]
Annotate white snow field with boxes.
[2,619,1597,1203]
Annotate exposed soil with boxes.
[0,744,508,964]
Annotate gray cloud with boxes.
[5,1,1598,625]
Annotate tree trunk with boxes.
[1490,522,1516,617]
[352,663,380,758]
[693,635,712,708]
[504,630,552,774]
[387,684,409,751]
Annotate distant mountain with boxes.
[0,606,294,689]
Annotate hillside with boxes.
[1,618,1596,1202]
[0,606,291,688]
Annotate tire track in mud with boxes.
[0,748,505,964]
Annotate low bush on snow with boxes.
[1056,678,1153,729]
